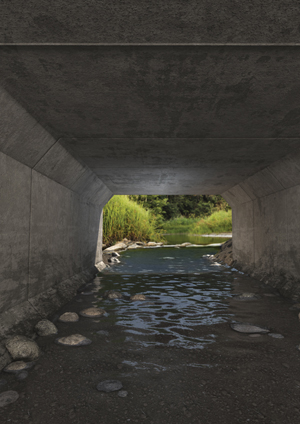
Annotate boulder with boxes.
[5,336,40,361]
[35,319,58,336]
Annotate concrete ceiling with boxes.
[1,3,300,194]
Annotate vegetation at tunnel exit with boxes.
[103,195,231,245]
[162,210,232,235]
[103,195,163,246]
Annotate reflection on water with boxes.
[96,246,234,349]
[163,233,231,245]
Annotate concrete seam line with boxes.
[27,169,33,302]
[32,138,60,170]
[2,43,300,46]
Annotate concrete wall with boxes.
[222,149,300,300]
[0,87,112,337]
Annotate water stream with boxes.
[94,240,236,350]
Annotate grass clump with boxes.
[163,210,232,235]
[103,195,162,246]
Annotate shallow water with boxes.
[95,246,235,349]
[163,233,231,245]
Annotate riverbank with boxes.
[162,210,232,235]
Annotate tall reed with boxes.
[103,195,161,245]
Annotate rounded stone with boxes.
[97,380,123,393]
[59,312,79,323]
[105,291,123,300]
[15,371,28,381]
[4,361,34,374]
[118,390,128,398]
[230,323,270,334]
[236,292,257,300]
[130,294,146,301]
[268,333,284,339]
[5,336,40,361]
[55,334,92,347]
[0,391,19,408]
[79,308,106,318]
[35,319,58,336]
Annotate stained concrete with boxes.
[0,0,300,44]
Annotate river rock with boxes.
[130,294,146,301]
[97,380,123,392]
[127,244,139,250]
[268,333,284,339]
[35,319,58,336]
[5,336,40,361]
[235,292,258,300]
[118,390,128,398]
[4,361,34,373]
[80,308,106,318]
[111,252,120,257]
[0,391,19,408]
[59,312,79,322]
[230,323,270,334]
[15,371,29,381]
[108,257,120,264]
[56,334,92,346]
[103,242,127,252]
[105,291,123,300]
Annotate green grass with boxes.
[162,210,232,235]
[103,195,162,246]
[162,216,200,234]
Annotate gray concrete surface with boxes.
[1,2,300,358]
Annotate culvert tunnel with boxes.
[1,4,300,340]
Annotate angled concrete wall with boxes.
[0,87,112,337]
[222,149,300,300]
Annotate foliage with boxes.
[129,195,230,221]
[103,195,163,246]
[162,210,232,235]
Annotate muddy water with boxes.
[97,246,234,349]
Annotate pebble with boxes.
[130,294,146,301]
[55,334,92,346]
[105,291,123,300]
[96,330,109,337]
[97,380,123,392]
[79,308,106,318]
[15,371,28,381]
[35,319,58,336]
[235,292,258,300]
[59,312,79,323]
[118,390,128,398]
[268,333,284,339]
[231,323,270,334]
[0,391,19,408]
[5,336,40,361]
[4,361,34,373]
